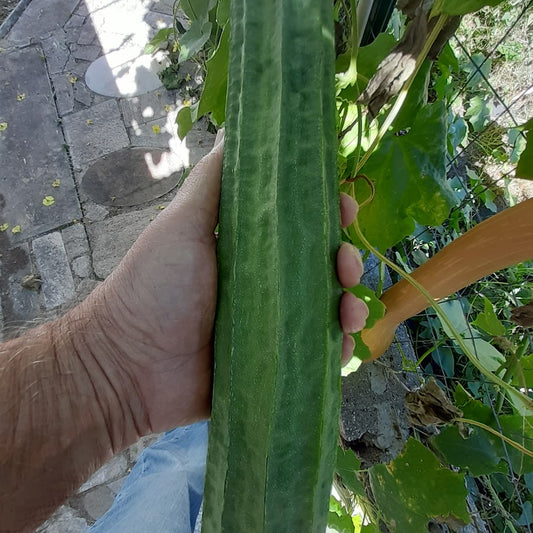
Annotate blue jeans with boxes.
[88,421,208,533]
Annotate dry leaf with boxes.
[52,179,61,188]
[0,223,8,232]
[405,378,462,428]
[11,225,21,234]
[43,196,55,206]
[0,122,7,131]
[511,303,533,328]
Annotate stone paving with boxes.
[0,0,214,529]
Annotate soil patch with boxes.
[0,0,20,25]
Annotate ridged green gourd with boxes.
[202,1,342,531]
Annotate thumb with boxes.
[167,129,225,233]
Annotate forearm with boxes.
[0,291,148,532]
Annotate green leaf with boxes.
[336,446,366,498]
[436,301,506,372]
[518,501,533,526]
[328,496,355,533]
[432,346,455,377]
[432,424,507,476]
[197,22,230,124]
[512,354,533,389]
[356,102,455,251]
[347,284,385,330]
[144,27,173,54]
[453,384,533,475]
[179,0,217,20]
[472,297,506,336]
[436,0,504,16]
[176,103,198,139]
[369,438,469,531]
[517,127,533,180]
[178,20,212,63]
[216,0,230,25]
[465,95,491,132]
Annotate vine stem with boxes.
[354,14,448,173]
[349,216,533,415]
[455,418,533,458]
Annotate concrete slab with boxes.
[62,99,129,170]
[32,232,76,310]
[62,223,90,260]
[8,0,78,42]
[80,147,183,206]
[0,46,81,245]
[85,48,166,97]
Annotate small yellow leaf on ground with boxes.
[11,225,21,234]
[69,75,78,84]
[0,122,7,131]
[86,119,93,125]
[157,205,165,210]
[0,223,8,232]
[164,105,173,113]
[16,93,26,101]
[152,124,161,134]
[52,179,61,187]
[185,74,191,82]
[43,196,55,206]
[183,99,191,107]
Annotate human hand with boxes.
[88,131,368,434]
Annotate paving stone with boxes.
[41,30,70,75]
[8,0,78,42]
[77,21,97,46]
[85,48,166,97]
[51,73,75,116]
[73,80,94,107]
[150,0,174,15]
[64,55,91,78]
[65,26,83,45]
[72,255,91,278]
[0,243,41,326]
[65,13,85,29]
[35,505,88,533]
[144,10,173,30]
[119,89,179,126]
[127,433,161,463]
[81,485,115,521]
[88,207,156,278]
[78,452,129,493]
[32,232,76,310]
[129,117,215,169]
[83,201,109,221]
[62,100,130,168]
[74,278,100,303]
[107,475,127,496]
[62,223,90,260]
[0,46,82,244]
[81,147,183,206]
[72,44,102,62]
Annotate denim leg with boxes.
[88,421,208,533]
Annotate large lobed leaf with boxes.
[369,438,470,531]
[355,101,456,251]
